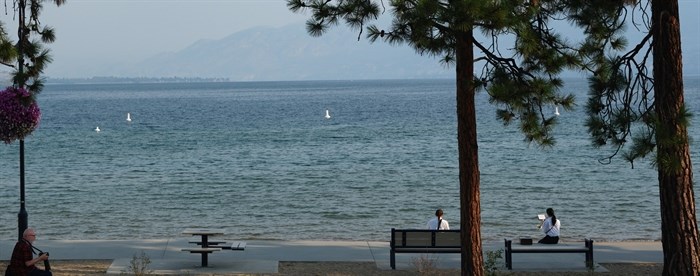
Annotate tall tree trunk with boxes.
[455,29,484,276]
[652,1,700,275]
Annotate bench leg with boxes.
[505,239,512,270]
[390,250,396,269]
[201,252,209,267]
[585,239,594,269]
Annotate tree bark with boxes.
[455,29,484,275]
[652,1,700,275]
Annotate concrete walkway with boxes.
[0,239,663,275]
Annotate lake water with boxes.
[0,78,698,242]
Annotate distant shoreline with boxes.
[45,76,231,85]
[43,75,699,85]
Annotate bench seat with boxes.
[181,247,221,253]
[392,247,461,253]
[504,239,594,270]
[188,238,247,250]
[213,241,247,251]
[390,228,461,269]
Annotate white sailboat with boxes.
[127,112,132,122]
[325,109,331,119]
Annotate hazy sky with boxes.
[31,0,308,77]
[3,0,700,78]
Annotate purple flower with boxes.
[0,87,41,144]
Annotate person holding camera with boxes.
[6,228,52,276]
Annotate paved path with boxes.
[0,239,663,274]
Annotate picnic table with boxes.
[181,228,225,267]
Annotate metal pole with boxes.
[18,139,27,241]
[16,0,28,242]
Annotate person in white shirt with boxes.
[538,208,560,244]
[427,209,450,230]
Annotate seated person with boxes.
[427,209,450,230]
[6,228,52,276]
[538,208,560,244]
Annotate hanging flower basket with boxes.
[0,87,41,144]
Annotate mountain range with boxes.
[107,24,452,81]
[58,23,700,81]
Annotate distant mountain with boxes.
[111,24,452,81]
[68,22,699,81]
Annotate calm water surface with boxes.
[0,78,698,242]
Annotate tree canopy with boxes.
[1,0,65,92]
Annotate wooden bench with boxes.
[181,247,222,267]
[189,238,247,250]
[504,239,594,270]
[390,228,461,269]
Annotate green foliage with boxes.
[654,104,692,173]
[485,249,503,276]
[0,23,17,65]
[121,251,153,276]
[2,0,65,95]
[572,0,692,169]
[287,0,380,39]
[411,254,440,275]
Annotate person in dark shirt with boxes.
[6,228,51,276]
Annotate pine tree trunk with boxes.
[652,1,700,275]
[455,29,484,276]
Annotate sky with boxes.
[1,0,699,79]
[23,0,309,77]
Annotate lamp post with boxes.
[16,0,28,242]
[18,139,27,240]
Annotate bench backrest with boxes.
[391,228,461,248]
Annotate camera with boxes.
[40,252,51,271]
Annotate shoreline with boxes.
[0,239,663,275]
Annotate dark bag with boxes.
[28,268,52,276]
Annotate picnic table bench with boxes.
[180,228,246,267]
[390,228,461,269]
[188,238,247,250]
[504,239,594,270]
